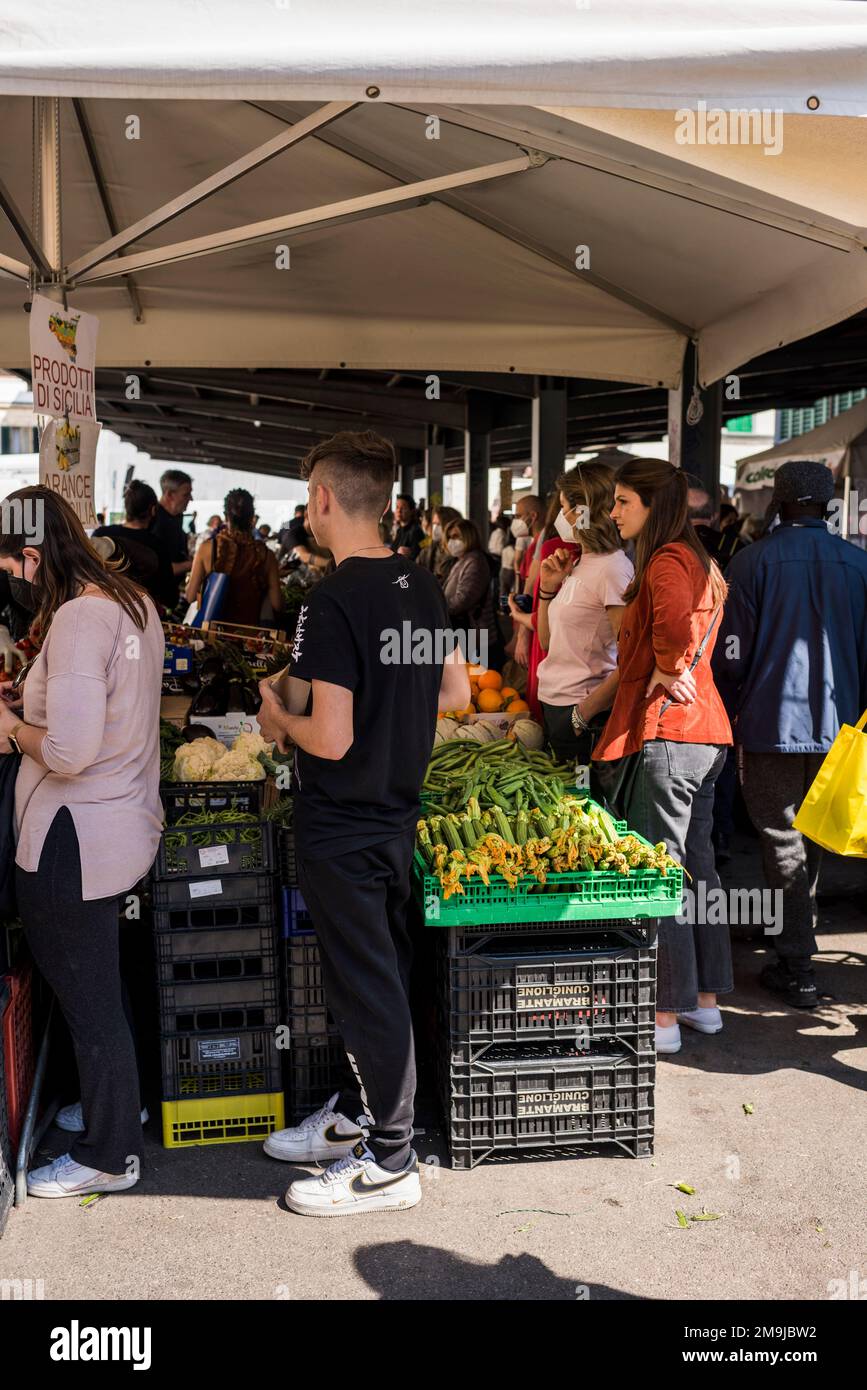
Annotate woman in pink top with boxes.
[534,464,633,767]
[0,487,163,1199]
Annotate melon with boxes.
[512,718,545,750]
[436,717,459,741]
[454,721,496,743]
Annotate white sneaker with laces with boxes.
[286,1141,421,1217]
[677,1007,723,1035]
[55,1102,149,1133]
[655,1022,682,1054]
[27,1153,139,1199]
[263,1092,365,1164]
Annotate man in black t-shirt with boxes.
[257,430,470,1218]
[92,480,174,607]
[391,493,425,560]
[150,468,193,606]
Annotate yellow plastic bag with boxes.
[793,711,867,855]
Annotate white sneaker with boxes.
[27,1153,139,1199]
[286,1141,421,1218]
[263,1092,365,1164]
[677,1007,723,1035]
[55,1102,149,1134]
[655,1022,682,1054]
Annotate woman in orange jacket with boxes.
[587,459,733,1056]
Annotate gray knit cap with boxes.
[772,459,835,505]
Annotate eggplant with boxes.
[180,671,202,694]
[189,680,229,717]
[242,686,261,715]
[199,655,225,684]
[182,723,218,742]
[227,681,247,711]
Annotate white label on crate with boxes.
[517,1089,591,1118]
[188,879,223,899]
[175,657,190,672]
[516,983,592,1009]
[199,845,230,868]
[197,1037,242,1061]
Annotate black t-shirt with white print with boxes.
[290,554,451,858]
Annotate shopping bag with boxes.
[793,710,867,856]
[189,571,228,628]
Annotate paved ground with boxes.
[2,836,866,1302]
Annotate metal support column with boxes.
[424,432,445,511]
[396,445,421,500]
[531,377,567,499]
[465,395,492,527]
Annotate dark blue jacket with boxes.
[712,519,867,753]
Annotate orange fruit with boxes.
[455,703,475,717]
[477,670,503,691]
[468,664,486,678]
[505,699,530,714]
[500,687,519,702]
[477,689,504,713]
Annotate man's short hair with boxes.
[395,493,416,509]
[687,486,714,522]
[302,430,396,518]
[160,468,192,493]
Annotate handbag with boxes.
[0,751,21,916]
[793,709,867,856]
[590,606,721,819]
[189,537,229,629]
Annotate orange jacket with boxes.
[593,541,732,761]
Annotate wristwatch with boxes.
[7,722,24,755]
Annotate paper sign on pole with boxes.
[39,418,101,528]
[29,293,99,423]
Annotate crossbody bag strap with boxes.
[658,606,721,717]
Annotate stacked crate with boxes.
[419,816,680,1168]
[1,962,34,1157]
[277,823,345,1124]
[155,781,284,1147]
[0,979,13,1239]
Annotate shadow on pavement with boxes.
[353,1242,644,1300]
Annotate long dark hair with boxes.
[615,460,727,607]
[0,486,149,638]
[557,462,621,555]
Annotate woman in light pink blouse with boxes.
[0,487,163,1199]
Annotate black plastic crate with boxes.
[281,933,334,1037]
[161,1023,282,1100]
[438,930,656,1054]
[152,867,278,911]
[277,826,297,888]
[156,930,279,990]
[284,1033,345,1125]
[0,979,11,1239]
[280,886,313,938]
[160,780,265,823]
[159,987,279,1037]
[156,820,274,880]
[442,917,657,956]
[443,1039,655,1168]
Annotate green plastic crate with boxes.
[414,830,683,926]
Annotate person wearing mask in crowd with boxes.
[509,491,578,721]
[442,518,500,669]
[392,494,425,560]
[592,459,732,1056]
[713,460,867,1009]
[419,505,462,584]
[498,516,517,597]
[509,494,545,670]
[186,488,284,627]
[150,469,193,606]
[257,430,470,1216]
[0,487,163,1198]
[532,464,633,764]
[92,480,175,609]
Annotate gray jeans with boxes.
[739,751,824,964]
[623,741,732,1012]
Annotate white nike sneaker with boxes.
[55,1102,149,1133]
[27,1153,139,1199]
[263,1092,365,1164]
[655,1022,682,1054]
[286,1141,421,1218]
[677,1006,723,1035]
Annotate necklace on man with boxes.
[341,545,392,562]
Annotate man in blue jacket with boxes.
[713,460,867,1008]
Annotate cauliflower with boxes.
[172,736,228,782]
[231,732,269,759]
[209,749,266,782]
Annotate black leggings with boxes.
[15,808,143,1175]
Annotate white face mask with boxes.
[553,509,576,543]
[510,517,529,539]
[431,523,442,541]
[447,538,466,557]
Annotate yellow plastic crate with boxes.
[162,1092,285,1148]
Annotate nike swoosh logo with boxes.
[323,1124,360,1145]
[349,1167,415,1196]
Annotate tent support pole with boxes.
[668,341,722,499]
[425,436,445,511]
[465,395,492,528]
[397,446,422,500]
[532,378,568,499]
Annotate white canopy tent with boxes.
[734,396,867,525]
[0,1,865,395]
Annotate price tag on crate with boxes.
[188,879,223,899]
[198,845,230,869]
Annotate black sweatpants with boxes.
[15,808,143,1175]
[297,827,417,1172]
